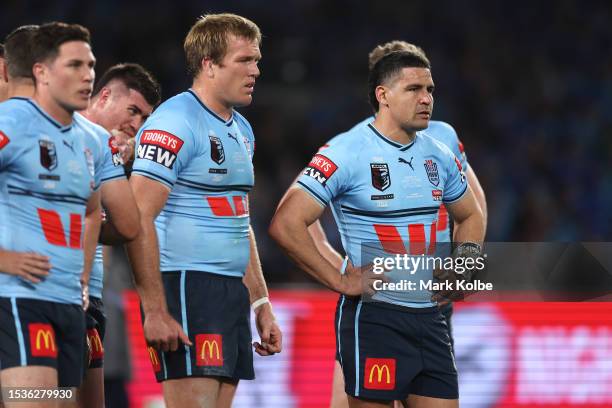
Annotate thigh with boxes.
[216,377,239,408]
[330,359,349,408]
[163,376,221,408]
[406,394,458,408]
[1,366,57,408]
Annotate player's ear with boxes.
[375,85,388,108]
[32,62,48,85]
[97,87,111,107]
[201,57,215,78]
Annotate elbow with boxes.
[269,213,290,248]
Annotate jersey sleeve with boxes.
[442,149,468,204]
[295,142,352,207]
[99,131,127,184]
[442,123,469,172]
[132,112,194,188]
[0,117,25,170]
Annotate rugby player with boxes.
[0,22,102,403]
[270,50,485,407]
[325,41,488,408]
[127,13,281,407]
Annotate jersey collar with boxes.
[23,98,73,133]
[187,89,234,127]
[367,123,415,151]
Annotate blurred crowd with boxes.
[2,0,611,283]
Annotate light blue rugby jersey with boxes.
[74,113,126,298]
[353,118,469,244]
[297,120,467,307]
[132,90,255,277]
[0,98,102,305]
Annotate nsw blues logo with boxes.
[209,133,225,165]
[370,163,391,191]
[424,159,439,186]
[39,139,58,171]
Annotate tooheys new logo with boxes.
[137,130,184,169]
[303,154,338,186]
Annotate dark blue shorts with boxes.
[85,296,106,369]
[0,297,86,387]
[148,271,254,382]
[335,296,458,401]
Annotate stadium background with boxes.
[2,0,612,406]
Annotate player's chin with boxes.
[234,94,253,107]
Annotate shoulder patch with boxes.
[0,131,10,150]
[302,154,338,186]
[137,130,184,169]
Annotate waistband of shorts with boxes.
[162,270,243,281]
[363,300,441,314]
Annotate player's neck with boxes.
[372,115,416,145]
[33,91,74,126]
[190,85,233,121]
[7,79,35,99]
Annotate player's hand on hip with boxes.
[0,250,50,283]
[253,303,282,356]
[144,310,192,352]
[337,261,365,296]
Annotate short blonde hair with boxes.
[368,40,429,70]
[184,13,261,78]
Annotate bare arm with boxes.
[465,166,487,235]
[269,187,361,295]
[243,224,282,355]
[125,174,191,350]
[81,190,102,307]
[98,178,140,244]
[446,186,486,245]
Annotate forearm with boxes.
[308,221,344,269]
[270,216,342,291]
[126,217,167,313]
[453,210,485,246]
[466,167,488,235]
[243,226,269,303]
[81,206,102,285]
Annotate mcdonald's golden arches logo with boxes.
[87,329,104,360]
[28,323,57,358]
[364,357,396,390]
[196,334,223,366]
[147,346,161,373]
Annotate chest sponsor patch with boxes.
[137,130,184,169]
[0,131,9,150]
[432,189,443,201]
[371,163,391,191]
[303,154,338,186]
[108,135,124,166]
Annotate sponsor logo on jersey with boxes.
[242,136,252,158]
[0,131,10,150]
[424,159,439,186]
[138,130,184,169]
[39,140,58,171]
[108,136,124,166]
[209,133,226,165]
[398,156,414,170]
[454,156,466,183]
[432,189,443,201]
[209,168,228,174]
[84,148,95,179]
[370,163,391,191]
[303,154,338,186]
[371,193,394,200]
[63,139,75,154]
[364,358,396,390]
[196,334,223,366]
[29,323,57,358]
[227,132,239,145]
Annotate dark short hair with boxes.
[4,25,39,78]
[0,43,4,58]
[368,50,431,112]
[31,22,90,65]
[93,63,161,107]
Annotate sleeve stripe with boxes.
[100,174,127,184]
[131,169,174,188]
[296,181,328,206]
[442,183,468,204]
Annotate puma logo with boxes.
[398,157,414,170]
[227,133,239,145]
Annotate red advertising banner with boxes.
[125,290,612,408]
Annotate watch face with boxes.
[457,243,482,257]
